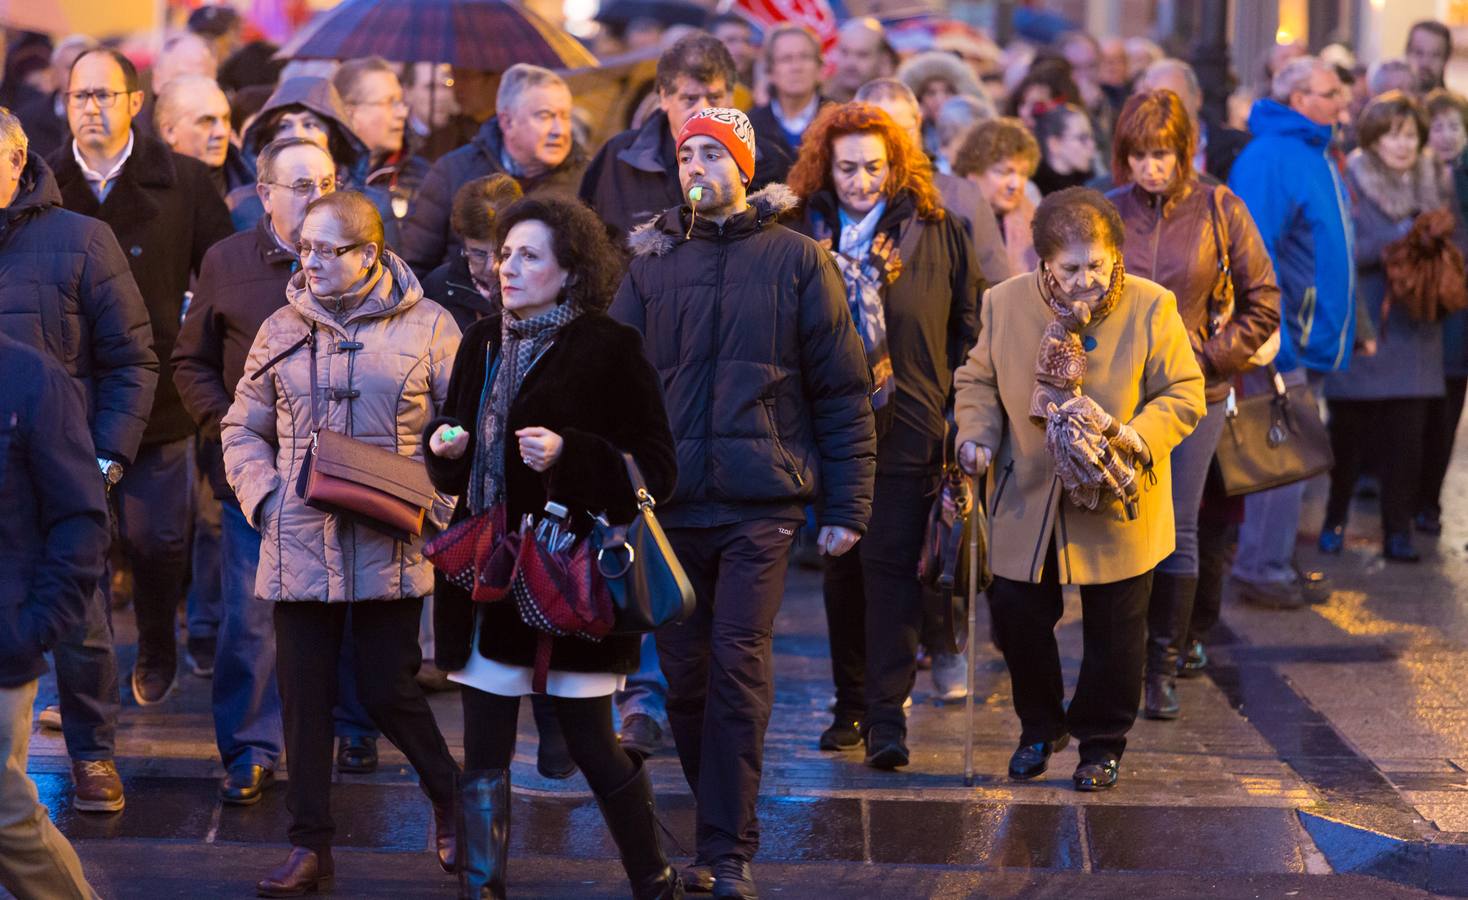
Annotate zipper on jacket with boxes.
[705,241,726,496]
[761,396,806,487]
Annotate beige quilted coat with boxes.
[221,252,460,602]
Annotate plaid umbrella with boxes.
[278,0,596,70]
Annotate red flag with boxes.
[727,0,839,51]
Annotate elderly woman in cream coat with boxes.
[955,187,1204,792]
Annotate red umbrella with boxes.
[277,0,597,70]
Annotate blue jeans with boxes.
[1232,368,1326,585]
[214,499,283,769]
[52,570,119,761]
[1157,400,1228,577]
[186,474,222,642]
[614,634,667,724]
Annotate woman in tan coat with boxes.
[955,187,1205,791]
[221,192,462,895]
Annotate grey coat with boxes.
[1325,150,1446,401]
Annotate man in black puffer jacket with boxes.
[0,108,157,816]
[610,108,875,900]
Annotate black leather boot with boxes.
[1144,572,1196,720]
[457,769,509,900]
[594,756,683,900]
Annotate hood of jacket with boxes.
[285,249,423,331]
[240,77,369,186]
[1347,147,1445,221]
[628,182,801,258]
[1247,97,1334,149]
[1,152,62,229]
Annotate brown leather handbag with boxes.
[291,325,437,542]
[1214,368,1334,497]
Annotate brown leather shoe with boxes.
[433,800,456,872]
[72,759,124,813]
[256,847,333,897]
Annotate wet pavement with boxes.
[16,448,1468,897]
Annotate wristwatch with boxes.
[97,457,124,487]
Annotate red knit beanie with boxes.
[676,108,757,183]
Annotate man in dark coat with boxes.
[580,34,741,241]
[0,333,110,898]
[400,63,584,276]
[154,74,253,199]
[50,48,235,716]
[335,57,431,251]
[0,108,157,816]
[746,24,832,186]
[610,108,876,899]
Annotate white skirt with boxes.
[446,615,625,698]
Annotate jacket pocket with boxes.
[760,396,806,488]
[989,459,1014,514]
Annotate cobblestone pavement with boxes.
[15,454,1468,897]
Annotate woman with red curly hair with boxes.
[787,101,984,771]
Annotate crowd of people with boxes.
[2,5,1466,900]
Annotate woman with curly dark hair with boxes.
[422,196,681,899]
[787,102,983,769]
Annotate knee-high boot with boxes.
[1144,572,1197,720]
[594,755,683,900]
[457,769,509,900]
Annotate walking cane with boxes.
[963,473,980,787]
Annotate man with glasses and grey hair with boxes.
[173,137,339,806]
[0,102,158,816]
[1226,55,1356,611]
[48,48,232,740]
[402,62,582,274]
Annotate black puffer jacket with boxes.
[578,110,684,242]
[798,189,983,474]
[401,117,587,275]
[0,334,110,688]
[50,131,235,447]
[610,184,877,532]
[423,312,676,675]
[0,154,157,464]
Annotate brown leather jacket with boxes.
[1108,178,1281,402]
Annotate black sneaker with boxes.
[617,713,663,759]
[131,662,177,706]
[185,636,216,677]
[863,723,909,770]
[712,857,757,900]
[818,716,862,751]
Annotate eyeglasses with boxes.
[460,247,493,267]
[65,89,138,109]
[266,177,340,197]
[349,97,410,112]
[296,241,365,260]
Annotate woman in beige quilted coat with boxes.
[221,191,462,896]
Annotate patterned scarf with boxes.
[1030,260,1141,513]
[833,200,895,412]
[470,302,580,513]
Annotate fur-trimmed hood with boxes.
[1347,147,1446,221]
[627,182,800,258]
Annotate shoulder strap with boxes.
[306,324,319,430]
[1209,185,1231,276]
[621,452,654,510]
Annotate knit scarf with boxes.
[1030,260,1140,513]
[470,302,580,513]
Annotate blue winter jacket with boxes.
[1228,99,1356,373]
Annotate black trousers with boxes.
[460,688,636,794]
[986,543,1151,764]
[1418,377,1468,518]
[116,437,193,671]
[1326,397,1431,537]
[273,598,459,852]
[657,518,796,864]
[822,472,939,730]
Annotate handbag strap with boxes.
[1209,184,1231,276]
[307,323,320,431]
[620,452,655,511]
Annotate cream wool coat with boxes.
[955,270,1205,584]
[221,252,460,602]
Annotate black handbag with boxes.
[1214,367,1334,496]
[593,453,695,635]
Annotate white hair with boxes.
[1271,56,1332,104]
[0,107,28,159]
[495,64,567,116]
[1140,58,1203,109]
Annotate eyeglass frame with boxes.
[347,96,410,113]
[459,246,495,267]
[263,176,342,198]
[64,88,142,109]
[296,240,367,260]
